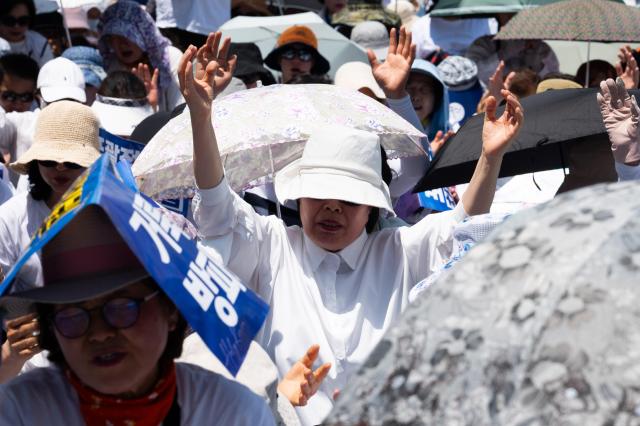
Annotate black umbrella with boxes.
[414,88,632,191]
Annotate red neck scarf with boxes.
[66,363,177,426]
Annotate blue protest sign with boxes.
[99,128,146,164]
[416,142,455,211]
[0,155,269,375]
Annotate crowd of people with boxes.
[0,0,637,425]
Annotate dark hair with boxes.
[27,161,52,201]
[507,68,541,99]
[0,0,36,22]
[36,281,189,372]
[575,60,616,88]
[98,71,147,99]
[0,53,39,83]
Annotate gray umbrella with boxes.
[327,180,640,425]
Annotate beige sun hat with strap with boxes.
[10,101,101,175]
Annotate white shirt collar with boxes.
[303,230,368,272]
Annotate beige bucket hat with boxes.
[10,101,101,175]
[274,124,395,215]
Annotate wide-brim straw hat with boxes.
[1,206,149,318]
[10,101,101,174]
[274,124,394,214]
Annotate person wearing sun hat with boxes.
[264,25,330,84]
[0,100,100,384]
[182,32,524,425]
[0,206,276,425]
[62,46,107,106]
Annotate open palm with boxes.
[482,89,524,158]
[178,32,237,116]
[597,77,640,164]
[369,27,415,99]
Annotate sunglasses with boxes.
[1,90,34,103]
[280,49,313,62]
[37,160,83,170]
[52,291,160,339]
[1,15,30,27]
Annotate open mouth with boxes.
[92,352,127,367]
[318,220,342,232]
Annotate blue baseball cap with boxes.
[62,46,107,89]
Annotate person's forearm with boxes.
[191,111,224,190]
[460,153,502,216]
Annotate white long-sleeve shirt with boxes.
[194,177,467,425]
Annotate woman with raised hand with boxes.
[181,31,524,425]
[0,207,275,425]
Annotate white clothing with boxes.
[0,192,49,291]
[412,15,497,58]
[8,31,54,68]
[0,164,14,206]
[0,108,39,185]
[0,363,275,426]
[616,162,640,181]
[456,169,566,215]
[194,178,467,425]
[155,0,231,35]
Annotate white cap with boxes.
[335,62,386,100]
[350,21,389,61]
[37,57,86,104]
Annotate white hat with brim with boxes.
[274,125,395,215]
[10,101,100,174]
[335,61,386,100]
[92,96,155,138]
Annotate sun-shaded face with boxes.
[299,198,371,252]
[279,45,315,83]
[0,73,36,112]
[0,4,30,43]
[108,34,144,67]
[53,282,178,398]
[407,72,437,122]
[37,161,85,205]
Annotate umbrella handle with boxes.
[268,145,282,219]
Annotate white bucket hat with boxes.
[274,125,394,215]
[335,62,386,100]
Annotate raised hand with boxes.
[0,313,41,383]
[487,60,516,101]
[481,89,524,159]
[429,129,455,155]
[616,46,639,90]
[597,77,640,165]
[368,26,416,99]
[131,63,159,111]
[277,344,331,406]
[178,32,237,117]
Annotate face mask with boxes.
[88,18,99,33]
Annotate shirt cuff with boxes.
[615,161,640,182]
[196,176,233,206]
[452,200,469,223]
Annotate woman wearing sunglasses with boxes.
[0,101,99,384]
[264,25,331,84]
[0,207,274,425]
[0,0,54,68]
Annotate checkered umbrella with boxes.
[495,0,640,42]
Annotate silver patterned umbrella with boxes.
[327,180,640,425]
